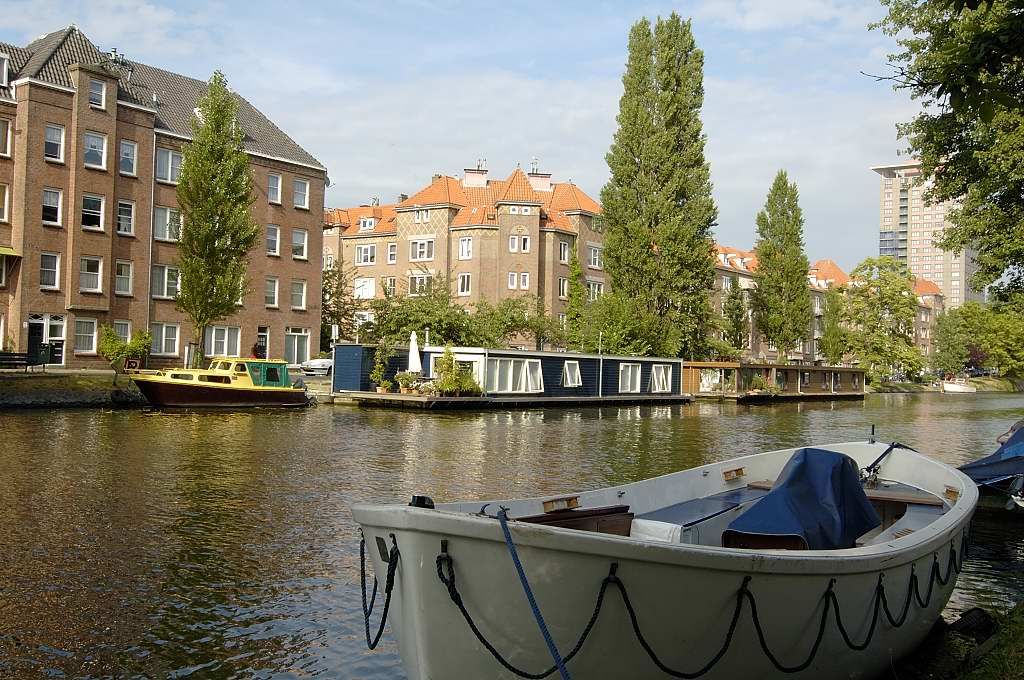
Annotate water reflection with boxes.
[0,393,1022,678]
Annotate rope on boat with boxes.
[432,532,967,678]
[359,531,400,650]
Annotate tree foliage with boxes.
[750,170,813,356]
[565,246,587,350]
[97,325,153,385]
[933,301,1024,377]
[874,0,1024,304]
[321,262,362,348]
[818,286,849,366]
[175,71,260,364]
[722,277,748,352]
[601,12,718,359]
[570,292,681,357]
[932,310,970,376]
[844,257,924,382]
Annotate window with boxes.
[151,323,179,356]
[587,280,604,301]
[83,132,106,169]
[558,277,568,299]
[508,235,518,253]
[293,179,309,209]
[74,319,97,353]
[116,200,134,235]
[486,358,544,394]
[0,183,7,222]
[410,239,434,261]
[284,327,310,365]
[562,360,582,388]
[266,225,280,255]
[0,118,10,156]
[509,206,519,215]
[268,173,281,204]
[151,264,180,298]
[323,253,334,270]
[507,272,517,289]
[520,272,529,290]
[522,206,532,215]
[721,276,732,290]
[0,55,6,87]
[354,277,375,299]
[458,236,473,260]
[88,79,105,108]
[457,272,471,296]
[265,277,278,307]
[204,325,241,357]
[0,254,4,287]
[119,140,137,175]
[42,188,62,225]
[409,274,433,296]
[77,257,101,292]
[355,244,376,265]
[619,363,641,393]
[156,148,182,183]
[413,209,429,223]
[359,217,376,232]
[291,229,308,259]
[382,276,396,296]
[153,206,180,241]
[387,242,397,264]
[45,124,64,161]
[520,236,530,253]
[113,320,131,343]
[81,194,104,230]
[40,253,60,289]
[115,260,132,295]
[559,241,569,263]
[291,279,307,309]
[588,246,603,269]
[650,364,672,393]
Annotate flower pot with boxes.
[376,386,388,394]
[400,387,414,394]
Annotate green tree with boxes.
[844,257,924,383]
[931,311,969,377]
[601,13,718,360]
[97,325,153,385]
[573,293,680,357]
[175,71,260,364]
[321,262,361,348]
[818,286,849,366]
[722,277,748,352]
[750,170,813,356]
[565,247,587,350]
[874,1,1024,304]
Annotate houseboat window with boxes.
[835,373,842,389]
[650,364,671,393]
[619,363,641,393]
[561,360,582,388]
[486,358,544,394]
[233,363,247,373]
[265,366,282,383]
[852,374,860,389]
[801,371,810,387]
[199,374,231,384]
[170,373,193,380]
[822,372,829,389]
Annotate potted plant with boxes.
[370,343,396,393]
[395,371,419,394]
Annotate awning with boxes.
[0,245,18,257]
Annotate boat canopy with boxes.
[722,448,880,550]
[960,425,1024,485]
[246,361,290,388]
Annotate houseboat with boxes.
[128,358,311,408]
[681,361,865,402]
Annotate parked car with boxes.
[300,357,333,376]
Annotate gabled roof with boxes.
[325,205,397,236]
[0,26,324,170]
[913,277,943,296]
[496,167,542,204]
[715,244,759,272]
[397,175,468,209]
[809,259,850,287]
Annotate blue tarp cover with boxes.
[960,425,1024,484]
[723,448,881,550]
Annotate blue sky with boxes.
[3,0,916,271]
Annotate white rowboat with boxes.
[354,441,977,679]
[942,379,977,393]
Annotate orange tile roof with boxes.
[497,167,543,204]
[715,244,759,272]
[809,259,850,287]
[913,277,943,296]
[325,204,398,235]
[397,175,467,208]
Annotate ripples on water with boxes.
[0,393,1022,678]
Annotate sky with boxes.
[2,0,917,271]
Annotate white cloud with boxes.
[693,0,879,32]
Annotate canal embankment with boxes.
[0,371,145,409]
[869,377,1023,393]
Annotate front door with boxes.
[27,321,44,364]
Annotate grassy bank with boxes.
[0,372,144,408]
[964,604,1024,679]
[867,377,1022,394]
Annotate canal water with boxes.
[1,393,1023,678]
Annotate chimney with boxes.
[526,156,551,191]
[462,158,488,188]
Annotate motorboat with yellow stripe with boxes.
[128,357,311,408]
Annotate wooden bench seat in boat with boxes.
[630,487,772,545]
[518,505,634,536]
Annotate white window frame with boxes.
[204,325,241,358]
[40,252,60,290]
[0,182,8,223]
[382,276,397,296]
[522,206,532,215]
[0,118,10,157]
[81,193,105,231]
[520,272,529,290]
[119,140,137,176]
[155,147,182,184]
[266,224,280,256]
[520,235,530,253]
[153,206,180,242]
[114,259,133,296]
[485,357,544,394]
[0,54,7,88]
[413,209,430,223]
[116,200,135,235]
[82,131,107,170]
[559,241,570,263]
[587,280,604,301]
[291,229,309,260]
[409,274,433,296]
[619,363,641,393]
[562,360,582,388]
[650,364,672,393]
[42,188,63,226]
[409,238,434,262]
[44,124,65,163]
[508,235,518,253]
[457,272,471,297]
[74,318,98,354]
[78,256,102,292]
[507,272,517,289]
[113,320,131,343]
[558,277,568,299]
[588,245,603,270]
[0,254,5,287]
[284,327,311,366]
[458,236,472,260]
[268,173,281,204]
[354,277,376,300]
[291,279,307,310]
[88,79,106,109]
[359,217,376,232]
[293,178,310,209]
[151,264,180,299]
[355,244,376,265]
[387,242,397,264]
[265,277,279,307]
[151,323,180,356]
[509,205,519,215]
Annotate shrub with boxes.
[98,324,152,385]
[395,371,418,388]
[370,343,395,391]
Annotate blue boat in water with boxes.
[959,420,1024,509]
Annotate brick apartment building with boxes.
[0,26,326,368]
[323,164,605,332]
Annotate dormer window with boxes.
[0,54,8,88]
[359,217,376,232]
[88,79,105,109]
[413,209,429,223]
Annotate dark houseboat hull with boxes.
[132,379,309,408]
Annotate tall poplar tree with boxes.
[723,277,748,352]
[819,286,848,366]
[750,170,813,357]
[176,71,259,363]
[601,13,718,359]
[565,247,587,350]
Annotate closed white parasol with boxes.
[408,332,422,373]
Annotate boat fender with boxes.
[410,495,435,509]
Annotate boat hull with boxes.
[354,443,976,680]
[942,381,977,393]
[130,376,308,408]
